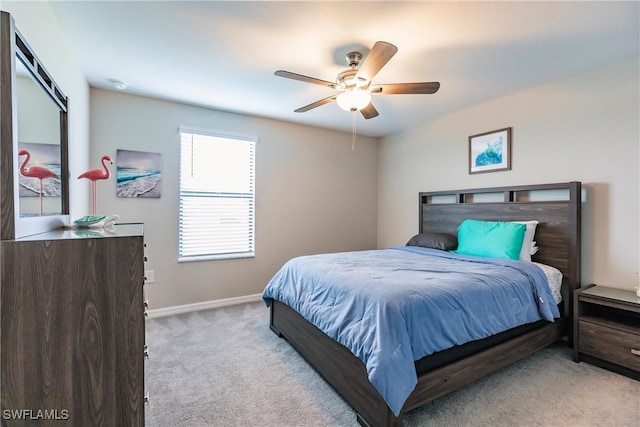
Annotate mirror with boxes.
[0,11,69,239]
[16,57,63,217]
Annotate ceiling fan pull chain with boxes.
[352,111,357,151]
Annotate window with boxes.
[179,129,255,261]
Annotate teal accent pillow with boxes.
[455,219,526,260]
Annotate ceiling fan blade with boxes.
[371,82,440,95]
[355,41,398,83]
[275,70,337,88]
[294,95,337,113]
[360,103,379,120]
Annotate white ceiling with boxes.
[49,1,639,137]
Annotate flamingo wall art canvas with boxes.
[17,143,62,216]
[116,149,162,198]
[17,142,62,197]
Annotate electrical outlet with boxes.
[145,270,155,283]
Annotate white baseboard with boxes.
[146,293,263,318]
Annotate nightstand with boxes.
[573,284,640,380]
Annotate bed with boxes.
[263,182,581,427]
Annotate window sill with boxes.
[178,252,254,263]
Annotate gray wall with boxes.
[378,57,640,290]
[90,89,379,309]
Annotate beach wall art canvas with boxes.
[116,149,162,198]
[468,127,512,174]
[18,142,62,197]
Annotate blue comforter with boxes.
[262,246,559,416]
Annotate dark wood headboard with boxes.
[419,182,582,307]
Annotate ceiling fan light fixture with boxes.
[275,41,439,119]
[336,89,371,112]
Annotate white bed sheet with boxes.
[534,262,563,304]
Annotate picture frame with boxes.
[18,142,62,197]
[116,149,162,198]
[468,127,512,174]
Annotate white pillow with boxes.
[512,220,538,261]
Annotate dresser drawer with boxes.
[578,320,640,372]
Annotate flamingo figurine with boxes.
[18,149,60,215]
[78,155,113,214]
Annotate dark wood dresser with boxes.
[1,224,146,425]
[573,284,640,380]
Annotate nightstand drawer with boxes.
[578,320,640,372]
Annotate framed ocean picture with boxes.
[468,127,512,174]
[116,149,162,198]
[17,142,62,197]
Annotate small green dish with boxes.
[74,215,107,226]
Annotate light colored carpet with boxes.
[145,302,639,427]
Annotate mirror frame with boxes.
[1,11,69,240]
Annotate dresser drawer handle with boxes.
[631,349,640,356]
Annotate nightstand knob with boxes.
[144,344,150,359]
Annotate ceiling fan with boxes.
[275,41,440,119]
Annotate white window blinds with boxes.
[179,130,255,261]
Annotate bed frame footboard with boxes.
[404,317,567,412]
[270,300,402,426]
[271,300,568,427]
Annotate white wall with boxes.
[378,57,640,290]
[16,75,59,143]
[90,89,378,309]
[2,1,90,218]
